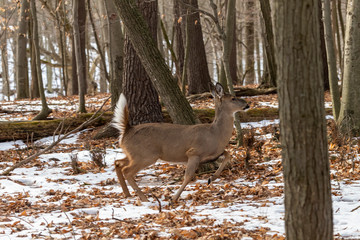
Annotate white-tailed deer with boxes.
[112,83,249,202]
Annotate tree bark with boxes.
[181,0,211,95]
[338,0,360,134]
[31,0,52,120]
[112,0,196,125]
[1,31,10,100]
[122,0,163,126]
[319,0,330,91]
[174,0,185,86]
[73,0,87,113]
[323,0,340,121]
[104,0,124,110]
[29,17,39,99]
[16,0,30,99]
[273,0,333,239]
[244,0,255,85]
[259,0,277,88]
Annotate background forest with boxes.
[1,0,360,239]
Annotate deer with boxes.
[112,83,249,202]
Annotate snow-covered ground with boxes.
[0,120,359,239]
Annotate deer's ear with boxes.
[215,83,224,97]
[209,83,216,98]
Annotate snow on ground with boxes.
[0,119,359,239]
[0,96,358,239]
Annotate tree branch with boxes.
[1,96,111,176]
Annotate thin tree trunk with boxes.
[1,33,10,100]
[56,0,67,96]
[259,0,277,88]
[319,0,330,91]
[70,35,78,95]
[323,0,340,121]
[338,0,360,133]
[29,17,39,99]
[244,0,255,85]
[31,0,52,120]
[87,0,109,84]
[73,0,87,113]
[174,0,184,86]
[229,10,237,85]
[181,0,211,95]
[16,0,30,99]
[104,0,123,110]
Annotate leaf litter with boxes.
[0,93,359,239]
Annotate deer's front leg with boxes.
[173,149,200,202]
[208,151,231,184]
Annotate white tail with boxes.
[112,94,129,142]
[113,83,249,202]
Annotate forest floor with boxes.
[0,92,360,239]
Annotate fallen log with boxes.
[186,87,277,101]
[0,112,112,142]
[0,107,283,142]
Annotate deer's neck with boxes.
[212,107,234,139]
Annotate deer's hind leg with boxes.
[121,156,157,202]
[115,157,131,198]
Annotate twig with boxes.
[63,211,76,240]
[351,205,360,212]
[111,208,133,223]
[1,96,111,176]
[151,193,162,213]
[42,217,53,239]
[11,215,34,227]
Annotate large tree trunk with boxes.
[73,0,87,113]
[31,0,52,120]
[122,0,163,126]
[113,0,196,125]
[338,0,360,134]
[274,0,333,239]
[181,0,211,95]
[323,0,340,121]
[16,0,30,99]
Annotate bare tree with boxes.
[30,0,51,120]
[244,0,255,85]
[323,0,340,121]
[73,0,87,113]
[338,0,360,133]
[122,0,163,125]
[113,0,196,125]
[181,0,211,95]
[16,0,30,99]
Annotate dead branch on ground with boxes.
[1,96,111,176]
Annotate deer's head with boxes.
[211,83,249,113]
